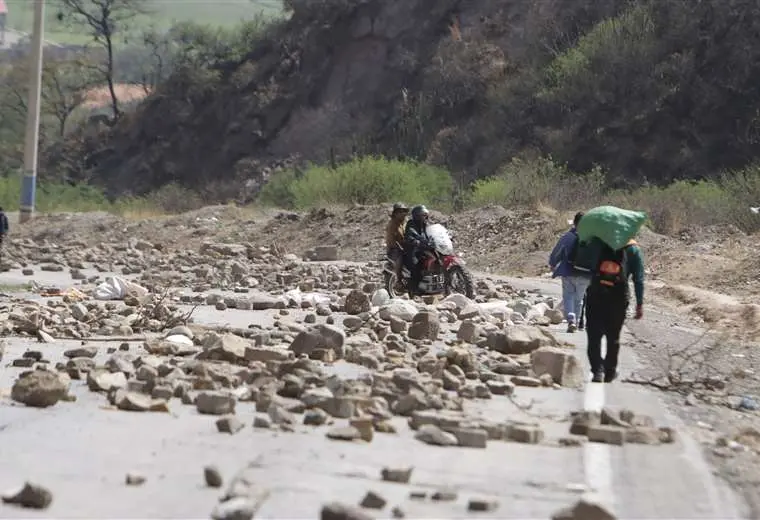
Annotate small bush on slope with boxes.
[258,157,453,209]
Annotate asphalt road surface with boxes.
[0,266,750,519]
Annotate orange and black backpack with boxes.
[592,240,636,290]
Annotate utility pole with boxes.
[19,0,45,224]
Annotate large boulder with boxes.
[11,370,69,408]
[289,324,345,360]
[408,311,440,340]
[487,325,557,355]
[344,289,371,315]
[530,347,584,388]
[379,301,418,322]
[199,332,251,363]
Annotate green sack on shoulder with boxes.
[576,205,647,250]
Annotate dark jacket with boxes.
[403,220,429,251]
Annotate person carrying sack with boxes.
[585,238,645,383]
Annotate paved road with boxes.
[0,266,749,519]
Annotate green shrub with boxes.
[600,168,760,234]
[258,169,298,208]
[0,173,165,216]
[468,156,606,210]
[258,156,453,209]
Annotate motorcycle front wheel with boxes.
[384,270,402,299]
[445,265,475,299]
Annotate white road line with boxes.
[583,380,616,513]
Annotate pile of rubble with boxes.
[0,233,676,519]
[0,290,193,341]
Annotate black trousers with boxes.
[585,288,629,374]
[404,248,424,292]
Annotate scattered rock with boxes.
[205,466,224,488]
[359,490,387,509]
[327,426,363,441]
[197,392,236,415]
[408,311,440,340]
[431,490,458,501]
[211,497,258,520]
[551,498,617,520]
[381,467,413,484]
[505,422,544,444]
[530,347,584,388]
[468,499,499,512]
[321,501,374,520]
[11,370,68,408]
[217,415,245,434]
[414,424,458,446]
[125,473,146,486]
[345,290,371,315]
[1,482,53,509]
[453,428,488,448]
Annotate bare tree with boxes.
[41,57,101,136]
[0,52,100,137]
[138,27,170,94]
[57,0,147,120]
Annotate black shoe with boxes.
[591,371,604,383]
[604,370,618,383]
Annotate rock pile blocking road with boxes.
[1,246,680,518]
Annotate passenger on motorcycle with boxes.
[385,202,409,287]
[403,205,432,295]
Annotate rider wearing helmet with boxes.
[386,202,409,286]
[403,205,432,295]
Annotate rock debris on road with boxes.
[0,229,749,519]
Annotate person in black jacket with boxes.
[403,205,431,295]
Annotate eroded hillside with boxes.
[52,0,628,199]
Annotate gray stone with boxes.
[321,502,374,520]
[381,467,413,483]
[205,466,224,488]
[1,482,53,509]
[216,415,245,434]
[345,290,371,315]
[408,311,440,340]
[551,498,617,520]
[414,424,458,446]
[326,426,362,441]
[11,370,68,408]
[359,491,387,509]
[197,392,236,415]
[530,347,584,388]
[453,428,488,448]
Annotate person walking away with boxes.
[385,202,409,290]
[585,238,644,383]
[549,212,591,332]
[0,206,9,262]
[403,205,431,295]
[0,0,8,46]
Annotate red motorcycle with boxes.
[383,223,474,299]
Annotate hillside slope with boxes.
[53,0,760,200]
